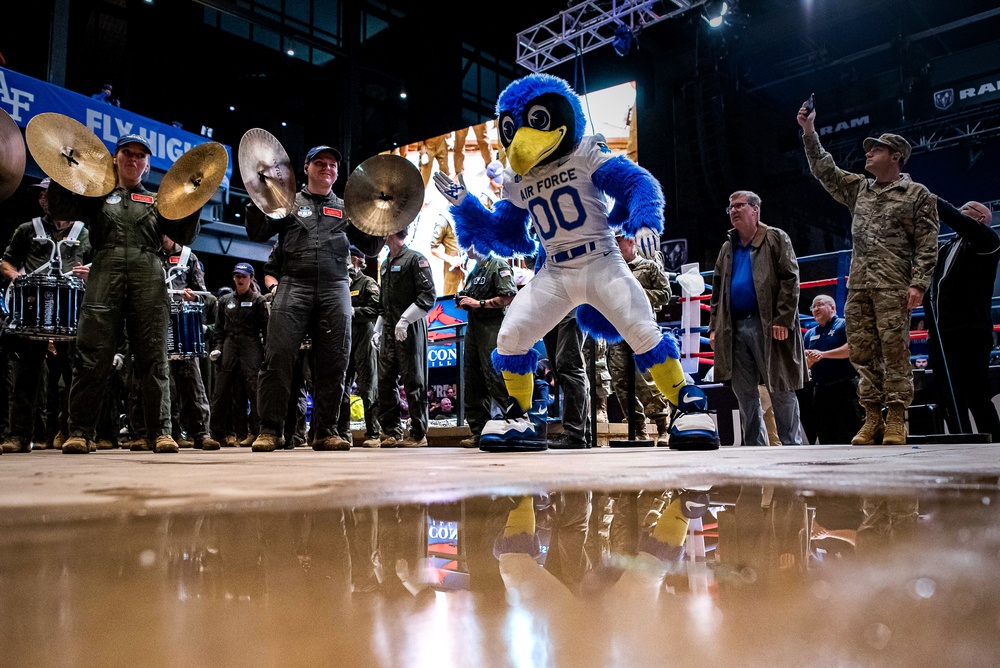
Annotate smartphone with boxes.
[803,93,815,113]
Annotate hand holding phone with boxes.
[803,93,815,113]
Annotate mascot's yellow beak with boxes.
[508,125,567,175]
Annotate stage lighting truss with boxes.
[516,0,710,73]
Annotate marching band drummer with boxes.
[158,234,219,451]
[245,145,383,452]
[48,134,202,454]
[0,178,92,453]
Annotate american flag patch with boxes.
[418,259,429,268]
[131,193,154,204]
[323,207,343,218]
[499,270,511,277]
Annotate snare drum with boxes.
[166,300,206,360]
[7,274,85,340]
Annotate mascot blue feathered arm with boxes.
[445,190,538,258]
[593,155,665,242]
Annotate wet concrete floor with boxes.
[2,445,1000,666]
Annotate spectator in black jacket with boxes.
[928,199,1000,441]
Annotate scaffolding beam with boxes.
[516,0,706,73]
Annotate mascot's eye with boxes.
[499,114,516,144]
[526,104,551,131]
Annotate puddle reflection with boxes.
[2,485,999,666]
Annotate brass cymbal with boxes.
[0,107,25,203]
[157,142,229,220]
[344,154,423,235]
[238,128,296,218]
[25,113,115,197]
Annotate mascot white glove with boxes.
[372,316,384,350]
[209,350,222,362]
[433,172,467,207]
[395,303,429,342]
[112,353,125,371]
[635,227,660,261]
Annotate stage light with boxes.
[286,49,295,56]
[400,91,408,99]
[228,105,235,111]
[612,23,635,57]
[703,0,729,27]
[281,121,287,127]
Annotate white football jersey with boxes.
[503,136,616,257]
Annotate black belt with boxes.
[551,241,598,264]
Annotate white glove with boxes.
[433,171,467,207]
[372,316,383,350]
[112,353,125,371]
[635,227,660,260]
[395,303,430,342]
[209,349,222,362]
[420,152,429,165]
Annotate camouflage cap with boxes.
[863,133,912,165]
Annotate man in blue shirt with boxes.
[802,295,862,444]
[709,191,807,445]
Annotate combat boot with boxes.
[596,396,609,424]
[2,436,31,453]
[312,434,351,451]
[654,416,670,447]
[238,434,255,447]
[252,433,283,452]
[399,434,428,448]
[96,439,114,450]
[62,436,89,454]
[221,435,238,448]
[154,435,180,453]
[882,403,907,445]
[360,435,382,448]
[177,436,195,449]
[127,438,150,451]
[851,404,885,445]
[200,436,221,451]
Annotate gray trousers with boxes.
[731,315,802,445]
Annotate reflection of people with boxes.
[801,295,862,444]
[928,199,1000,441]
[52,135,202,454]
[799,103,939,445]
[709,191,806,445]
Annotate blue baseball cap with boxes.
[348,245,365,258]
[304,145,342,164]
[116,134,152,154]
[233,262,254,276]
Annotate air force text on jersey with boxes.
[516,168,579,201]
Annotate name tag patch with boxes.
[323,206,343,218]
[391,265,402,272]
[241,301,253,307]
[350,290,360,296]
[131,193,154,204]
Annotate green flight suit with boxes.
[49,181,200,441]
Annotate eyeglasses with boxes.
[726,201,754,214]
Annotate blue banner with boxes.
[0,66,232,184]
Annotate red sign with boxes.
[323,206,343,218]
[131,193,154,204]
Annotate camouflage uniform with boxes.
[455,256,518,438]
[803,132,938,407]
[607,256,672,426]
